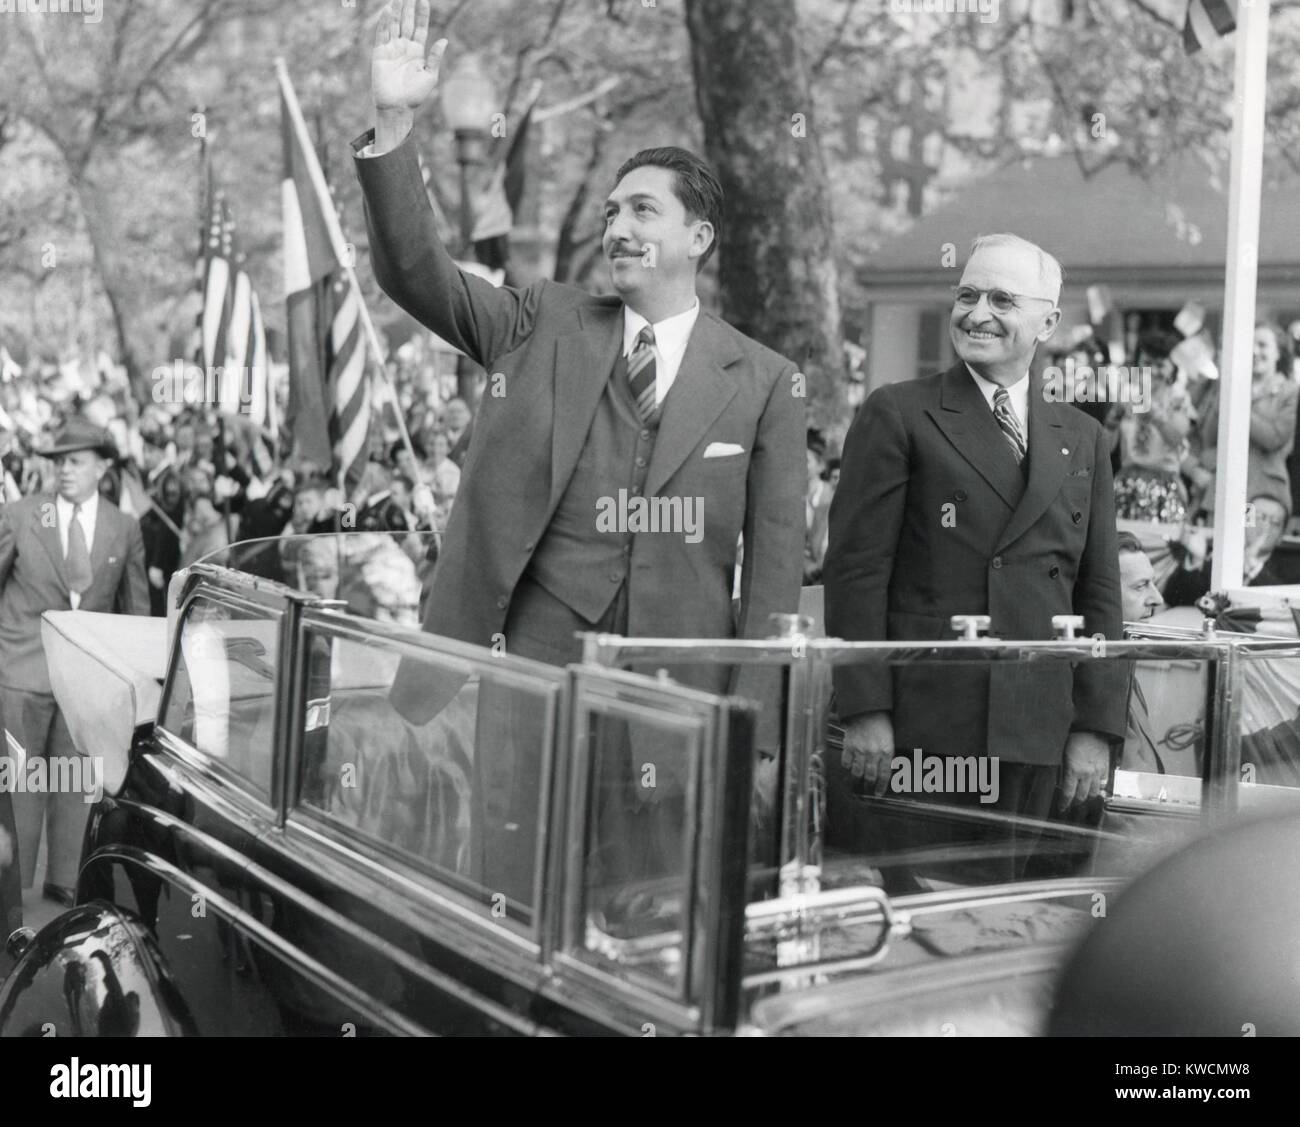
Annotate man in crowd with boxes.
[1118,530,1165,622]
[0,417,148,905]
[824,233,1125,880]
[441,398,473,469]
[355,0,804,901]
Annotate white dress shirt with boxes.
[56,492,99,610]
[623,300,701,407]
[967,364,1030,450]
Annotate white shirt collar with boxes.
[56,491,99,524]
[621,299,701,407]
[623,298,700,358]
[966,364,1030,437]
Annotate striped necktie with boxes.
[626,325,658,422]
[993,387,1027,466]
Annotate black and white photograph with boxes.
[0,0,1295,1078]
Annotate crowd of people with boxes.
[0,354,481,621]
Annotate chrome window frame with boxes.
[546,664,755,1034]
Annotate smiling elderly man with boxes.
[824,233,1125,882]
[0,416,147,908]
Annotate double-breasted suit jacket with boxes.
[352,131,806,715]
[824,362,1126,766]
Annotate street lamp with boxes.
[441,54,498,252]
[441,55,498,403]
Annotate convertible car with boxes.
[2,532,1299,1036]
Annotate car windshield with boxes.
[191,530,439,625]
[573,627,1300,993]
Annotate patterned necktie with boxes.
[626,325,658,422]
[993,387,1027,466]
[66,503,93,595]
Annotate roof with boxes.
[862,153,1300,288]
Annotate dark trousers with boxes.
[1,688,89,891]
[827,752,1060,892]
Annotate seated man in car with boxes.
[1118,532,1202,779]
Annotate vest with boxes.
[526,363,659,623]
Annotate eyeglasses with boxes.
[951,285,1056,313]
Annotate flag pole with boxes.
[275,58,422,480]
[1210,0,1271,590]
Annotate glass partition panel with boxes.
[814,641,1222,902]
[562,669,722,1004]
[159,590,281,797]
[292,616,562,932]
[1236,645,1300,812]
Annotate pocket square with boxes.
[703,442,745,459]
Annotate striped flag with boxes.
[195,157,272,428]
[198,175,233,374]
[278,60,371,489]
[1184,0,1236,53]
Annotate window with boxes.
[293,623,561,926]
[160,592,280,796]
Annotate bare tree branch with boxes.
[811,0,861,76]
[1127,0,1180,31]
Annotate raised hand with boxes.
[372,0,446,151]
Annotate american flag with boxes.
[197,172,232,374]
[279,61,371,492]
[196,159,273,429]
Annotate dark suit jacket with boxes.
[352,130,805,708]
[0,494,149,694]
[823,363,1125,766]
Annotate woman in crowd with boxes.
[1195,322,1298,522]
[1113,331,1197,523]
[180,466,229,567]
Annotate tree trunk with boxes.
[683,0,844,426]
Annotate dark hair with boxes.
[1256,322,1295,378]
[1116,530,1145,556]
[390,436,427,463]
[613,147,723,266]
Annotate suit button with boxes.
[991,556,1003,569]
[609,571,621,583]
[635,457,647,468]
[954,489,968,502]
[640,429,651,440]
[523,540,535,552]
[1049,565,1060,578]
[496,595,509,610]
[1072,510,1083,523]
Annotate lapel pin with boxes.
[1061,447,1069,455]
